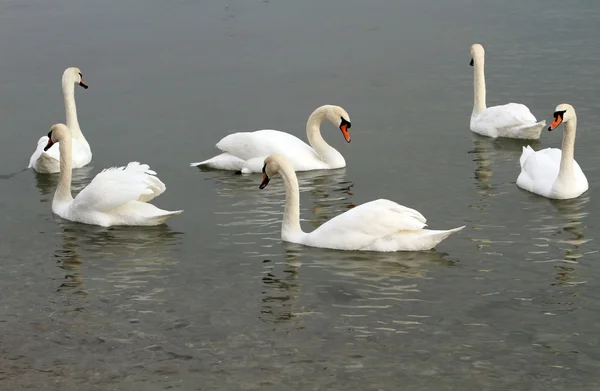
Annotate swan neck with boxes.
[306,112,342,164]
[280,164,303,240]
[55,136,74,204]
[472,58,486,117]
[62,79,84,140]
[557,119,577,184]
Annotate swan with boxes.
[43,124,182,227]
[258,154,465,252]
[190,105,351,173]
[29,67,92,174]
[469,44,546,139]
[517,104,588,199]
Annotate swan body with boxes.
[517,104,588,199]
[44,124,182,227]
[191,105,351,173]
[259,154,465,252]
[469,44,545,139]
[29,67,92,173]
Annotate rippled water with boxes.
[1,0,600,389]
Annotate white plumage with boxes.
[45,124,182,227]
[29,67,92,173]
[469,44,545,139]
[259,154,465,252]
[191,105,351,173]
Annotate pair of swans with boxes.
[193,104,464,251]
[469,44,587,199]
[30,68,180,226]
[29,68,92,173]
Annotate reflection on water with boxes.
[205,168,354,240]
[469,135,540,196]
[34,165,94,202]
[258,240,457,334]
[53,221,184,302]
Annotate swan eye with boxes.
[262,164,266,174]
[553,110,566,120]
[47,131,52,138]
[469,58,474,66]
[340,117,351,129]
[78,72,82,78]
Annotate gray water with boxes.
[1,0,600,389]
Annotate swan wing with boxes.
[216,130,318,161]
[307,199,427,248]
[73,162,166,212]
[29,136,59,167]
[476,103,538,129]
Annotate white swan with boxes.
[190,105,351,173]
[258,154,465,252]
[517,104,588,199]
[469,44,546,139]
[44,124,182,227]
[29,67,92,174]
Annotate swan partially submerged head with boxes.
[63,67,88,89]
[44,123,70,151]
[549,103,576,131]
[470,43,485,66]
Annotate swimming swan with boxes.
[43,124,182,227]
[191,105,351,173]
[29,67,92,173]
[469,44,545,139]
[517,104,588,199]
[258,154,465,252]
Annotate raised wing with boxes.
[308,199,427,249]
[29,136,59,167]
[73,162,166,212]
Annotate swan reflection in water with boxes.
[34,165,94,202]
[259,242,456,328]
[53,221,183,301]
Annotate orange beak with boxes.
[44,138,55,151]
[340,124,351,143]
[549,116,563,131]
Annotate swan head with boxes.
[549,103,575,131]
[63,67,89,89]
[470,43,485,66]
[259,154,293,189]
[44,123,70,151]
[312,105,352,143]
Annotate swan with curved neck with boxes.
[469,43,546,139]
[44,124,182,226]
[29,67,92,173]
[517,104,588,199]
[258,154,465,252]
[190,105,351,173]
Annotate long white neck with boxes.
[556,118,577,186]
[279,163,304,242]
[472,58,487,117]
[54,135,74,206]
[306,110,345,166]
[62,77,85,141]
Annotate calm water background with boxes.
[1,0,600,389]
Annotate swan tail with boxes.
[368,225,466,252]
[190,153,245,171]
[519,120,546,140]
